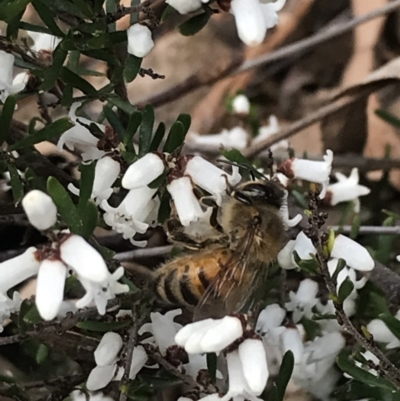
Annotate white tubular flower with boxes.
[185,156,241,205]
[76,267,129,315]
[204,347,266,401]
[60,235,109,283]
[291,332,345,399]
[326,168,370,213]
[57,103,105,161]
[95,332,123,366]
[129,346,148,379]
[28,32,61,52]
[278,150,333,199]
[0,51,27,102]
[330,234,374,272]
[175,316,244,354]
[0,247,40,294]
[36,259,67,321]
[260,0,286,28]
[328,258,367,295]
[231,0,266,47]
[127,24,154,58]
[285,279,319,323]
[102,186,158,245]
[232,94,250,115]
[279,190,302,228]
[71,390,114,401]
[166,0,203,14]
[238,338,269,394]
[167,176,205,227]
[257,303,286,334]
[278,231,316,270]
[254,116,289,153]
[22,190,57,231]
[122,153,164,190]
[139,309,182,355]
[87,365,117,391]
[367,311,400,349]
[0,292,22,333]
[187,127,248,151]
[280,327,304,364]
[69,157,120,205]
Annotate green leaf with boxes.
[105,0,117,31]
[139,105,154,157]
[275,351,294,401]
[103,105,125,140]
[163,121,185,153]
[77,161,95,211]
[0,96,17,144]
[299,317,320,341]
[157,191,171,224]
[138,371,182,389]
[222,148,265,179]
[150,122,166,152]
[61,84,73,107]
[76,320,131,332]
[40,45,68,91]
[18,21,52,34]
[177,113,191,134]
[336,352,397,391]
[292,251,319,274]
[331,258,346,284]
[0,0,31,22]
[71,0,93,18]
[61,67,98,97]
[206,353,217,383]
[375,109,400,128]
[47,176,83,234]
[291,189,308,209]
[35,344,49,364]
[24,167,46,191]
[9,118,74,151]
[338,277,354,302]
[125,110,142,152]
[179,11,211,36]
[22,303,42,324]
[108,97,137,115]
[378,313,400,341]
[124,54,142,83]
[8,164,24,205]
[80,199,99,239]
[32,1,65,37]
[350,214,361,239]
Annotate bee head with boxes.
[232,180,285,208]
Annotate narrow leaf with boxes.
[338,277,354,302]
[275,351,294,401]
[40,45,67,91]
[61,67,98,96]
[150,122,166,151]
[78,161,95,213]
[76,320,131,332]
[177,113,191,134]
[0,0,31,22]
[375,109,400,128]
[124,54,142,83]
[47,176,83,234]
[139,104,154,157]
[9,118,74,151]
[8,164,24,205]
[103,105,125,140]
[206,353,217,383]
[80,199,99,239]
[378,313,400,341]
[32,1,65,37]
[336,352,396,391]
[0,95,17,144]
[163,121,185,153]
[179,11,211,36]
[125,110,142,153]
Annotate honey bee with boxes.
[154,179,286,319]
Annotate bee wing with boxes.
[194,226,265,321]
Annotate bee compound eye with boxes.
[233,191,253,205]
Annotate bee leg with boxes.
[221,174,235,195]
[165,217,203,249]
[200,196,224,234]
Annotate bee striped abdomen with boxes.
[155,248,231,308]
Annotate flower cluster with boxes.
[0,190,130,322]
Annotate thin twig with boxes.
[119,304,139,401]
[142,344,200,389]
[329,226,400,235]
[113,245,174,261]
[137,0,400,109]
[307,191,400,388]
[106,1,154,23]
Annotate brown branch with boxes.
[137,0,400,109]
[329,226,400,235]
[113,245,174,261]
[307,191,400,388]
